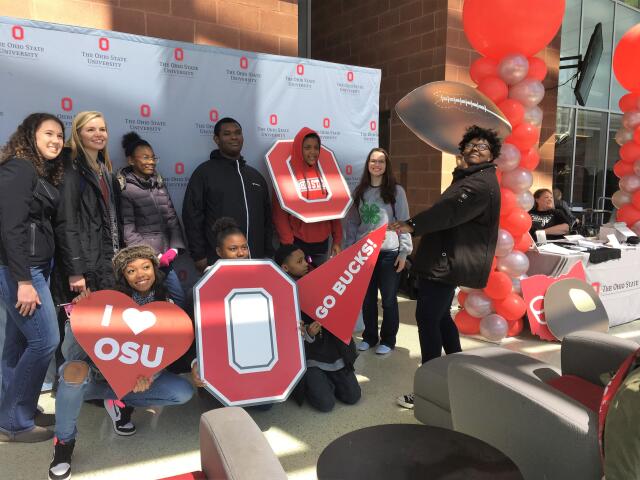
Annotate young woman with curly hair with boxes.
[0,113,74,443]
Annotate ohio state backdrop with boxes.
[0,16,380,219]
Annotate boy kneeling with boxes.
[275,245,361,412]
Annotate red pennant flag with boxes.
[297,224,387,344]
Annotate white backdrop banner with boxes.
[0,16,380,221]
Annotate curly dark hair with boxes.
[458,125,502,160]
[212,217,245,248]
[353,147,398,210]
[0,113,65,185]
[122,131,152,158]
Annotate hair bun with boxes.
[122,131,142,150]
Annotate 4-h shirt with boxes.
[528,208,571,240]
[344,185,412,259]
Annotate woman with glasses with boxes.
[344,148,412,355]
[116,132,185,308]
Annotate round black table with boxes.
[316,424,523,480]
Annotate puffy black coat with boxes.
[116,167,185,254]
[182,149,274,263]
[0,157,80,282]
[410,162,500,289]
[53,150,121,295]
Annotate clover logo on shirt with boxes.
[360,201,381,225]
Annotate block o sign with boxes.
[265,140,353,223]
[194,260,305,406]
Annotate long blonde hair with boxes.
[66,111,112,173]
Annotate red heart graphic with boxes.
[70,290,194,399]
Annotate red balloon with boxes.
[491,257,498,271]
[519,147,540,170]
[507,123,540,151]
[470,57,498,84]
[498,99,525,128]
[614,160,635,178]
[463,0,565,59]
[527,57,548,81]
[613,24,640,92]
[634,126,640,146]
[507,317,524,337]
[484,271,512,300]
[493,293,527,321]
[513,233,533,252]
[620,141,640,164]
[454,309,481,335]
[503,208,532,237]
[495,169,503,184]
[457,291,468,307]
[619,93,640,113]
[500,188,517,218]
[617,204,640,227]
[632,190,640,210]
[478,76,508,104]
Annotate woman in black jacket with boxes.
[0,113,69,442]
[116,132,186,307]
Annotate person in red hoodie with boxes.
[272,127,342,266]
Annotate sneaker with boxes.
[357,341,371,351]
[104,400,136,436]
[48,438,75,480]
[396,393,415,409]
[375,344,392,355]
[0,425,53,443]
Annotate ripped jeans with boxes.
[54,322,194,442]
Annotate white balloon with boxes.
[480,314,509,341]
[495,228,515,257]
[498,54,529,85]
[523,106,543,126]
[509,78,545,108]
[502,168,534,193]
[511,274,527,295]
[464,291,493,318]
[495,143,521,172]
[497,251,530,277]
[619,174,640,194]
[515,190,535,211]
[612,189,632,209]
[615,128,634,146]
[622,110,640,131]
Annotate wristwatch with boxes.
[406,218,416,231]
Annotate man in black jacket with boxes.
[390,125,501,409]
[182,118,274,272]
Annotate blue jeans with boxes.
[361,250,401,348]
[0,265,59,435]
[54,323,194,442]
[162,266,185,310]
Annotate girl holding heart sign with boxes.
[49,245,194,480]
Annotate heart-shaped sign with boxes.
[71,290,194,399]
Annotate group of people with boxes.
[0,108,506,479]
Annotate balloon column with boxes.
[456,0,566,341]
[610,24,640,233]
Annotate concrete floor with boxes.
[2,298,640,479]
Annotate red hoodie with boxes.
[272,127,343,245]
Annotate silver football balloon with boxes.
[395,81,512,155]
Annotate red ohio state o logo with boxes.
[175,162,185,175]
[346,165,353,175]
[347,71,354,82]
[370,120,377,131]
[296,64,304,75]
[323,118,331,129]
[99,38,109,51]
[61,97,73,112]
[174,48,184,61]
[269,114,278,126]
[240,56,248,69]
[209,109,219,122]
[140,105,151,117]
[12,26,24,40]
[194,260,305,406]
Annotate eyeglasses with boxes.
[464,143,490,152]
[133,155,159,163]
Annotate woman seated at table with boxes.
[529,188,571,240]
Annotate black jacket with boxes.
[116,167,185,254]
[410,162,500,289]
[0,157,79,282]
[53,150,122,294]
[301,311,358,369]
[182,150,274,263]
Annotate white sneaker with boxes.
[375,344,392,355]
[357,341,371,351]
[396,393,415,409]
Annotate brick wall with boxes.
[0,0,298,56]
[312,0,561,215]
